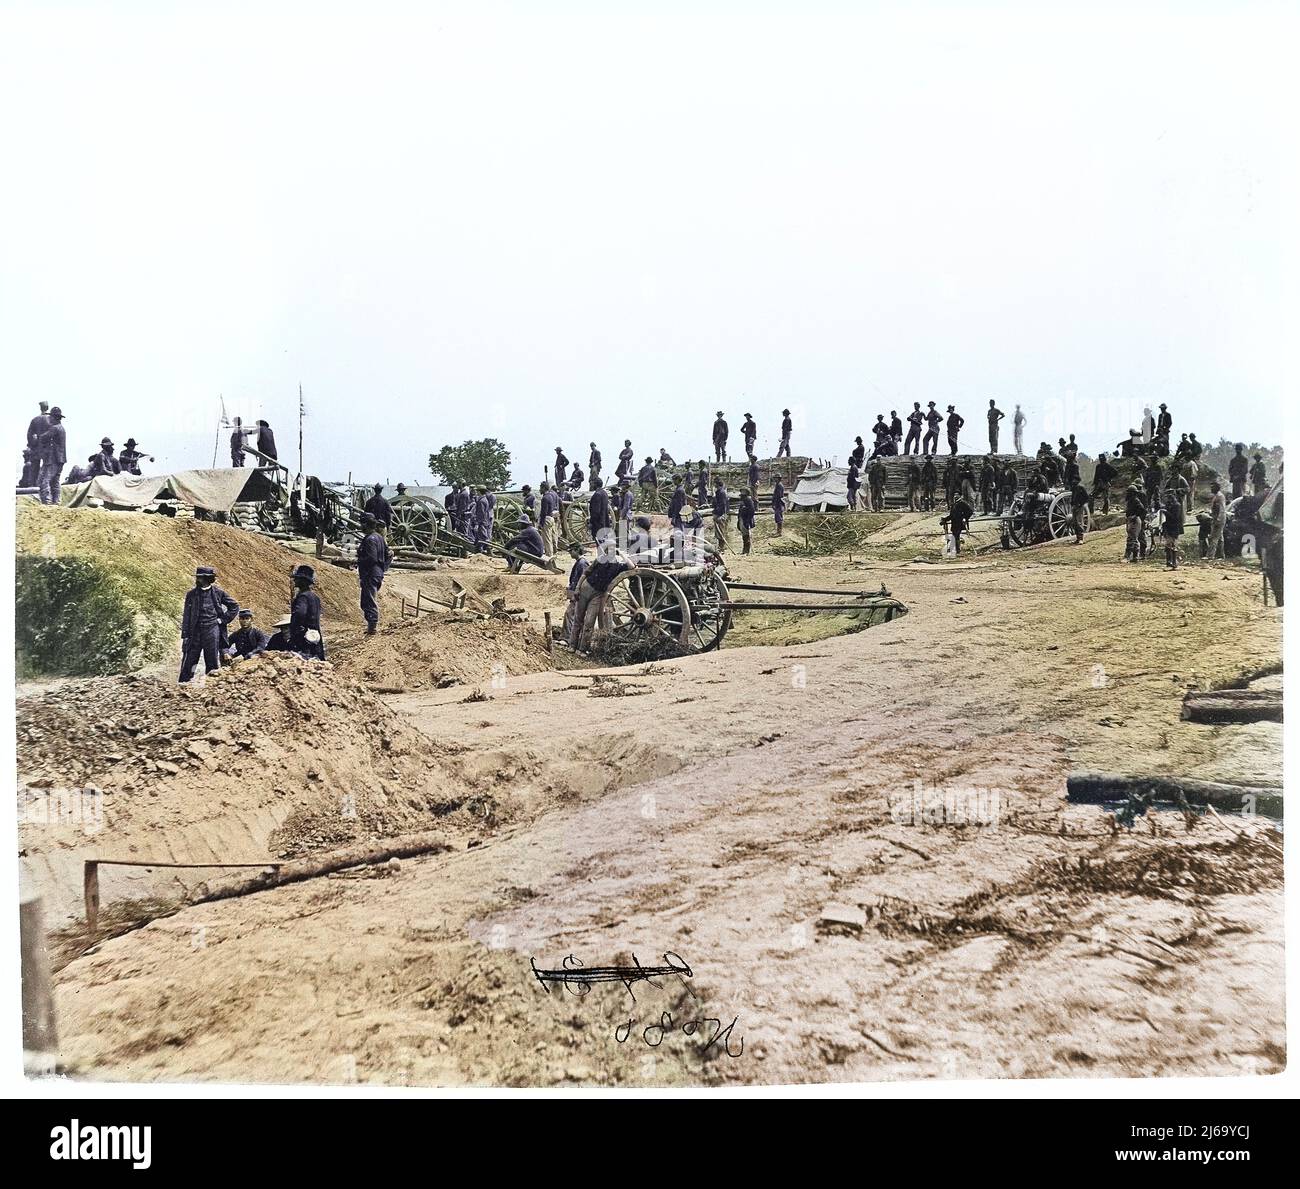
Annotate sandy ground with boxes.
[43,513,1285,1086]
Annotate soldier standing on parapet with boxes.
[987,400,1005,452]
[37,406,66,504]
[778,409,793,458]
[945,405,964,456]
[255,420,278,464]
[179,565,239,683]
[357,512,391,635]
[589,442,602,485]
[742,413,757,458]
[850,436,866,470]
[1092,452,1117,514]
[1013,404,1025,454]
[712,478,730,549]
[904,402,923,455]
[712,412,729,464]
[922,402,942,455]
[230,417,247,467]
[23,401,49,487]
[553,446,569,487]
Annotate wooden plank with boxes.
[1067,770,1282,819]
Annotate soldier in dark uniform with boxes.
[979,457,996,513]
[1039,451,1060,487]
[772,476,786,534]
[741,413,757,457]
[1124,485,1149,562]
[1022,467,1049,535]
[1142,456,1163,504]
[616,439,635,479]
[850,436,866,469]
[568,461,584,491]
[289,564,325,659]
[941,493,974,554]
[1228,443,1249,499]
[987,400,1005,452]
[265,615,293,652]
[888,410,903,446]
[554,446,569,486]
[904,402,923,455]
[778,409,793,458]
[90,438,121,477]
[668,476,687,528]
[712,413,729,464]
[712,478,730,549]
[589,442,602,484]
[357,513,391,633]
[997,461,1017,514]
[1070,479,1091,543]
[503,516,545,571]
[906,458,922,511]
[846,461,862,511]
[695,461,709,505]
[119,438,149,475]
[637,458,657,499]
[520,484,536,518]
[363,483,392,529]
[945,405,964,455]
[738,488,756,554]
[225,608,270,661]
[179,565,240,683]
[38,407,67,504]
[942,456,958,508]
[1162,490,1185,569]
[24,402,49,487]
[921,455,938,510]
[747,455,760,492]
[588,483,612,538]
[1091,452,1117,513]
[255,420,277,463]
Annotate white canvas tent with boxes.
[61,467,281,515]
[789,465,851,511]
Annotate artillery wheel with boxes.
[560,492,591,545]
[603,569,691,654]
[1047,491,1088,539]
[687,572,731,652]
[389,496,443,552]
[490,494,524,543]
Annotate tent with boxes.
[789,465,851,511]
[61,467,281,515]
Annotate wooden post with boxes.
[83,860,100,937]
[21,894,57,1074]
[543,611,553,652]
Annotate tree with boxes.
[428,438,512,490]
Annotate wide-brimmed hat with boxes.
[291,564,316,583]
[49,406,64,418]
[273,615,292,629]
[100,437,113,447]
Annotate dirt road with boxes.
[47,521,1285,1086]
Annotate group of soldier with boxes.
[21,401,154,504]
[177,561,325,683]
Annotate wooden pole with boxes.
[20,895,57,1074]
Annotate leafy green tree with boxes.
[428,438,512,490]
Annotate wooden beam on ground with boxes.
[1181,689,1283,724]
[1066,770,1282,819]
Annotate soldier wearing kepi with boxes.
[742,413,757,457]
[945,405,964,456]
[289,564,326,659]
[357,512,392,634]
[589,442,602,485]
[179,566,239,683]
[712,477,730,549]
[904,402,923,455]
[225,608,270,662]
[554,446,569,487]
[738,487,756,555]
[1227,443,1248,499]
[588,482,612,538]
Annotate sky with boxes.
[2,0,1295,487]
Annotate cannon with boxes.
[994,487,1090,548]
[590,555,907,661]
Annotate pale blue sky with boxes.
[3,1,1294,486]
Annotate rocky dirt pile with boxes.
[17,653,476,861]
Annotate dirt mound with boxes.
[331,613,555,692]
[17,653,477,919]
[16,503,396,675]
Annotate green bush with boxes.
[15,556,175,677]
